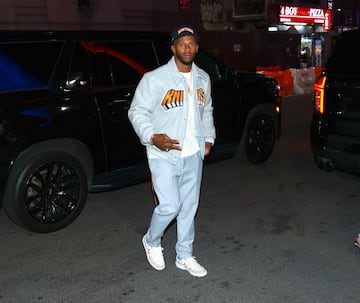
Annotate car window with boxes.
[48,41,91,91]
[152,39,173,66]
[74,41,112,88]
[0,41,63,92]
[195,49,223,80]
[88,43,113,88]
[54,39,160,90]
[105,41,158,86]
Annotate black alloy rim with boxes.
[246,114,275,164]
[24,161,81,224]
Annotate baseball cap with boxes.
[171,25,200,43]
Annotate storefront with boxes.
[268,4,332,68]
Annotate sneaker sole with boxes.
[175,260,207,277]
[142,236,165,271]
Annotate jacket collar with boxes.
[168,56,203,85]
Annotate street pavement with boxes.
[1,93,360,303]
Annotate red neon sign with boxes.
[279,5,332,30]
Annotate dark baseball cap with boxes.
[171,25,199,43]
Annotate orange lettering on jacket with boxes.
[161,89,184,110]
[197,88,206,106]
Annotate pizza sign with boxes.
[279,5,332,30]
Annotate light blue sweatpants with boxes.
[146,152,203,260]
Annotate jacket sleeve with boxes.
[128,73,157,146]
[202,75,216,144]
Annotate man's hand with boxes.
[151,134,182,152]
[204,142,212,156]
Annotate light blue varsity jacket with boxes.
[128,56,216,164]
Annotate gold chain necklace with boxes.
[187,70,193,96]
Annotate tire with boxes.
[237,109,276,165]
[3,150,88,233]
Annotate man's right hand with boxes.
[151,134,182,152]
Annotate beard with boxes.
[176,52,196,65]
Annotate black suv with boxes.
[0,30,281,233]
[311,30,360,177]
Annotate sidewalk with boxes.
[282,92,313,102]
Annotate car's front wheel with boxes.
[3,150,88,233]
[237,110,276,164]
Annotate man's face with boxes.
[171,35,199,66]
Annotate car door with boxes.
[50,40,109,174]
[85,39,160,173]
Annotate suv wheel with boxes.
[3,150,88,233]
[237,110,276,164]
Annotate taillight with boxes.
[314,75,326,114]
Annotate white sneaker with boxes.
[175,256,207,277]
[142,235,165,270]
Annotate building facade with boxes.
[0,0,358,71]
[2,0,355,32]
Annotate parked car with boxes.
[0,30,281,233]
[311,29,360,177]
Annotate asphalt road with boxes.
[1,93,360,303]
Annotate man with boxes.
[128,25,216,278]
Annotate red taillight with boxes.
[314,75,326,114]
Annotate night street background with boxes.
[1,93,360,303]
